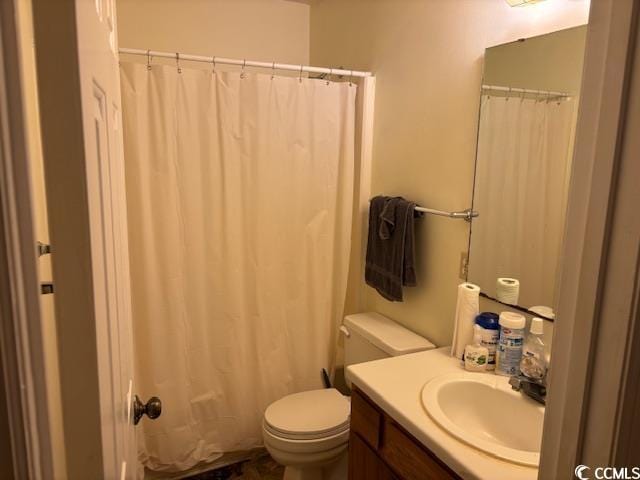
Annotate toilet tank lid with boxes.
[343,312,435,356]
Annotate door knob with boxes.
[133,395,162,425]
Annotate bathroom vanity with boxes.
[346,348,539,480]
[350,387,460,479]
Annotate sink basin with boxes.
[421,372,544,466]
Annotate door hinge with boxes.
[41,282,54,295]
[37,241,51,257]
[459,252,469,280]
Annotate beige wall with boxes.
[311,0,589,347]
[116,0,310,65]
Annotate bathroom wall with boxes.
[311,0,590,347]
[116,0,310,65]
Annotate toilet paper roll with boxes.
[496,277,520,305]
[451,282,481,360]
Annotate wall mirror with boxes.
[467,26,588,321]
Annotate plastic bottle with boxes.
[519,317,547,381]
[464,325,489,372]
[496,312,526,376]
[475,312,500,371]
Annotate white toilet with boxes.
[262,312,435,480]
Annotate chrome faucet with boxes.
[509,375,546,405]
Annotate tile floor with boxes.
[184,452,284,480]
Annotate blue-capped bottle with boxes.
[475,312,500,371]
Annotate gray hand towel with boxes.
[365,196,420,301]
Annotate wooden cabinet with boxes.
[349,388,461,480]
[349,432,398,480]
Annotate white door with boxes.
[75,0,138,478]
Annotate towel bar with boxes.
[415,206,479,222]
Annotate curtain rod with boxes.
[119,48,373,78]
[482,84,572,98]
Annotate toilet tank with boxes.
[342,312,435,372]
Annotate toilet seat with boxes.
[263,421,349,457]
[264,388,350,441]
[264,419,349,441]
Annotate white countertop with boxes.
[346,347,539,480]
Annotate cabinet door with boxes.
[380,421,459,480]
[349,433,397,480]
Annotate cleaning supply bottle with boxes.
[464,325,489,372]
[496,312,526,376]
[475,312,500,370]
[519,317,547,381]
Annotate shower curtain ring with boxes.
[241,59,246,79]
[212,56,216,75]
[349,70,353,87]
[299,64,304,83]
[176,52,182,74]
[271,61,276,80]
[506,86,512,101]
[146,49,152,71]
[326,68,332,86]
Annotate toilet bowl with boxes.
[263,388,350,480]
[262,312,436,480]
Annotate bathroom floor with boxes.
[184,453,284,480]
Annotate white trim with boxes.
[579,4,640,466]
[540,0,640,477]
[355,77,375,312]
[0,0,54,478]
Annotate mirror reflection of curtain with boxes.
[470,94,576,308]
[120,63,357,472]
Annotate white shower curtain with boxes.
[120,62,357,472]
[469,94,575,308]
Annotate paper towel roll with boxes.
[496,277,520,305]
[451,282,481,360]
